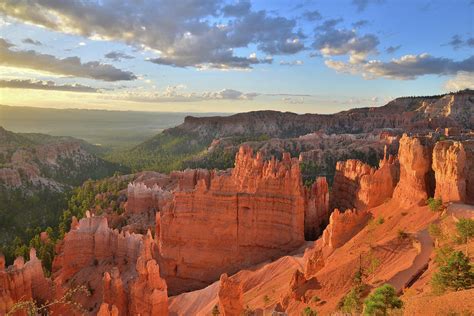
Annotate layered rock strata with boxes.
[393,134,435,208]
[159,146,309,294]
[331,147,399,211]
[432,140,474,203]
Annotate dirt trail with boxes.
[387,229,433,291]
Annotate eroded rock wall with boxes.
[159,146,307,294]
[432,140,474,203]
[393,134,435,208]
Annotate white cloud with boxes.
[444,72,474,91]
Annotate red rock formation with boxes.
[102,268,127,316]
[393,134,435,208]
[433,141,467,203]
[125,183,172,214]
[357,148,400,208]
[51,214,168,315]
[322,209,371,251]
[218,273,243,316]
[0,249,51,315]
[159,146,307,294]
[331,147,399,211]
[304,177,330,240]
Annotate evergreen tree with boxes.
[363,284,402,316]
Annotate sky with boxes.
[0,0,473,114]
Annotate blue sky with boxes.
[0,0,473,113]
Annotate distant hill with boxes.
[0,105,225,150]
[109,89,474,172]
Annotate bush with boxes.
[427,198,443,212]
[428,223,444,240]
[302,306,317,316]
[363,284,402,315]
[211,305,220,316]
[455,218,474,244]
[432,251,474,293]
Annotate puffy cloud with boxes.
[312,19,379,62]
[0,79,98,92]
[0,38,136,81]
[385,45,401,54]
[22,38,42,46]
[302,10,322,21]
[279,60,304,66]
[0,0,305,69]
[104,51,134,61]
[202,88,258,100]
[325,53,474,80]
[444,72,474,91]
[352,0,385,12]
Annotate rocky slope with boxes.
[0,127,126,190]
[110,90,473,172]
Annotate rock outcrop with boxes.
[432,140,474,203]
[51,214,168,315]
[331,147,399,211]
[322,209,371,251]
[0,249,50,315]
[159,146,307,294]
[393,134,435,208]
[218,273,243,316]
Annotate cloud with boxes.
[282,96,304,104]
[222,0,251,17]
[385,45,401,54]
[352,0,385,12]
[0,79,98,92]
[0,0,305,69]
[352,20,369,28]
[279,60,304,66]
[312,19,379,62]
[444,71,474,91]
[112,86,259,103]
[105,51,134,61]
[446,34,474,50]
[0,38,136,81]
[302,10,322,21]
[22,38,42,46]
[325,53,474,80]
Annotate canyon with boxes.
[1,91,474,315]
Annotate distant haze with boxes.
[0,104,228,149]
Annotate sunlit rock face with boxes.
[432,140,474,203]
[50,214,168,315]
[331,147,399,211]
[392,134,435,208]
[158,146,309,294]
[0,249,51,315]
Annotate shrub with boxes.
[397,229,409,241]
[428,223,443,240]
[211,305,220,316]
[363,284,403,315]
[455,218,474,244]
[427,198,443,212]
[263,295,270,306]
[377,217,385,225]
[432,251,474,293]
[302,306,317,316]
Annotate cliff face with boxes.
[321,209,371,251]
[393,134,435,208]
[218,273,243,316]
[159,146,307,294]
[331,147,399,211]
[0,249,50,315]
[304,177,330,240]
[432,140,474,203]
[51,214,168,315]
